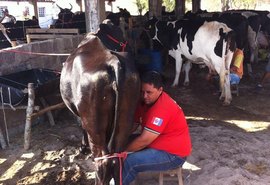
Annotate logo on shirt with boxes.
[152,117,163,126]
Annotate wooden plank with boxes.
[0,105,40,110]
[27,34,77,39]
[26,28,79,34]
[30,102,65,119]
[26,28,80,43]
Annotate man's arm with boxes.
[126,129,159,152]
[0,16,5,23]
[10,15,16,23]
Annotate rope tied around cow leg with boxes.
[94,152,132,185]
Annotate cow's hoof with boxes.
[222,101,231,106]
[183,82,189,86]
[79,145,91,155]
[219,96,225,101]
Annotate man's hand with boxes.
[126,129,158,152]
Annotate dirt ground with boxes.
[0,60,270,185]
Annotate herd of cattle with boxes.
[0,4,131,49]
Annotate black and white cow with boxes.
[145,17,236,105]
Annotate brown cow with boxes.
[60,23,140,184]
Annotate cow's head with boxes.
[56,3,74,24]
[96,23,131,52]
[144,16,159,39]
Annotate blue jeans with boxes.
[230,73,240,85]
[122,148,186,185]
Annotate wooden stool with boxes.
[159,167,183,185]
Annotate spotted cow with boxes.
[60,23,140,184]
[145,17,236,105]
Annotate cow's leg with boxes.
[183,61,192,86]
[222,71,232,105]
[80,129,91,155]
[219,48,233,105]
[170,51,183,87]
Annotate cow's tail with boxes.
[225,30,236,69]
[108,59,120,153]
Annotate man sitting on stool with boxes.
[207,48,244,95]
[230,48,244,85]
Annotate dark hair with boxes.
[141,71,163,89]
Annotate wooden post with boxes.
[39,97,55,126]
[119,17,126,39]
[192,0,201,13]
[26,35,31,44]
[24,83,35,150]
[85,0,103,33]
[175,0,186,19]
[0,127,7,149]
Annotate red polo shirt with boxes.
[135,92,192,157]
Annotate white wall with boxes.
[0,0,82,28]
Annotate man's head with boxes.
[140,71,163,105]
[3,9,9,15]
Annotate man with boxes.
[207,48,244,95]
[257,59,270,89]
[230,48,244,85]
[0,9,16,23]
[122,71,192,185]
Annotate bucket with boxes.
[137,49,163,73]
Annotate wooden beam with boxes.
[175,0,185,18]
[30,102,65,119]
[192,0,201,13]
[29,0,39,19]
[148,0,162,18]
[84,0,105,33]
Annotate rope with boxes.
[0,87,10,146]
[0,49,70,56]
[94,152,132,185]
[106,34,128,52]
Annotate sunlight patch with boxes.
[31,162,56,173]
[0,160,26,181]
[0,158,7,165]
[21,153,34,159]
[20,172,48,184]
[186,116,269,132]
[225,120,270,132]
[43,150,65,161]
[183,161,201,171]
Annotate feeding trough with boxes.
[0,68,60,107]
[0,68,63,150]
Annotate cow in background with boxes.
[0,19,39,49]
[72,11,86,34]
[60,23,140,184]
[54,3,74,28]
[106,7,131,26]
[53,4,86,33]
[145,17,236,105]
